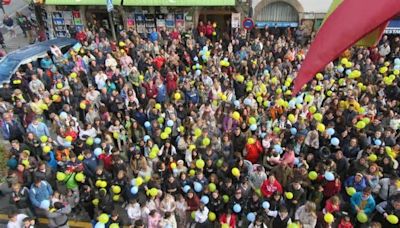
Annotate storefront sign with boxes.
[231,13,240,28]
[384,20,400,34]
[255,21,298,28]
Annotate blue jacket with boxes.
[185,89,199,104]
[27,122,50,139]
[29,181,53,208]
[345,176,367,192]
[83,154,98,178]
[156,84,167,103]
[350,192,376,215]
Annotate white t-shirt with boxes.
[7,214,27,228]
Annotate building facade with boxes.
[41,0,335,39]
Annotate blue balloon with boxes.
[324,171,335,181]
[247,212,256,222]
[64,141,71,147]
[262,201,270,209]
[94,148,102,157]
[94,222,105,228]
[194,182,202,193]
[194,56,199,62]
[202,55,207,61]
[130,186,138,195]
[233,204,241,213]
[233,100,240,107]
[250,124,257,131]
[40,200,50,209]
[183,185,191,193]
[200,195,209,205]
[288,99,296,108]
[374,139,382,146]
[326,128,335,136]
[144,135,151,142]
[59,112,68,119]
[337,66,344,73]
[290,128,297,135]
[345,69,352,75]
[167,120,174,127]
[244,99,252,106]
[395,65,400,70]
[203,46,208,52]
[144,121,151,128]
[196,63,200,68]
[94,137,101,144]
[260,133,267,138]
[273,144,283,154]
[195,70,201,76]
[395,58,400,65]
[295,96,303,104]
[331,137,340,146]
[263,69,269,75]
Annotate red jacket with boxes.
[245,140,263,163]
[143,82,158,99]
[75,31,87,43]
[198,25,206,35]
[324,198,340,214]
[338,219,353,228]
[153,56,166,71]
[260,179,283,198]
[206,24,213,36]
[98,154,112,171]
[166,73,178,94]
[219,214,237,228]
[186,195,200,211]
[323,179,341,198]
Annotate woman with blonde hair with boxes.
[295,201,317,228]
[159,193,176,215]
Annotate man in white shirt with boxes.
[7,212,27,228]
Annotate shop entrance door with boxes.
[89,11,122,37]
[199,13,232,35]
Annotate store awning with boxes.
[123,0,235,6]
[385,20,400,34]
[45,0,121,5]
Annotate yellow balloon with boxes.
[309,106,317,114]
[317,123,325,132]
[285,192,294,199]
[288,114,296,123]
[231,167,240,177]
[324,213,334,224]
[313,113,323,122]
[387,214,399,224]
[174,93,181,100]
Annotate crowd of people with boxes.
[1,20,400,228]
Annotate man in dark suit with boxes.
[1,113,25,142]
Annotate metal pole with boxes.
[108,11,117,41]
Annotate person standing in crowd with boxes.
[3,21,400,228]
